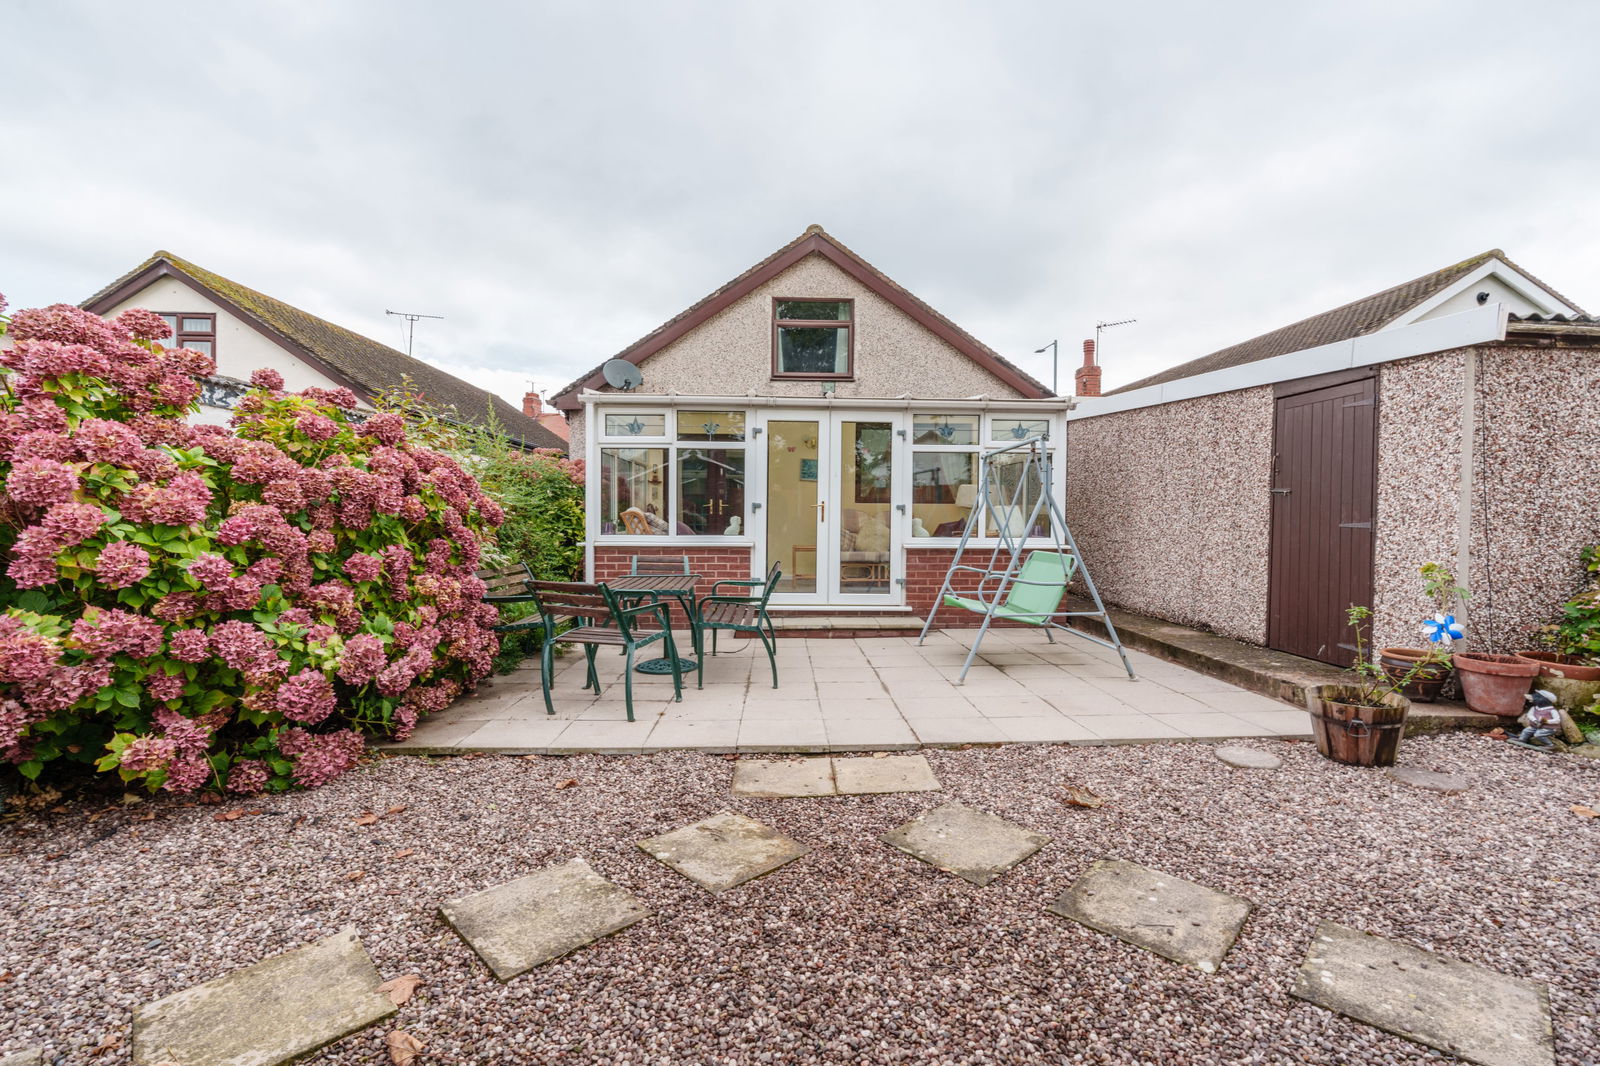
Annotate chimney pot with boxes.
[1074,339,1101,397]
[522,390,542,418]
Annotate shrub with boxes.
[1536,544,1600,664]
[0,296,503,793]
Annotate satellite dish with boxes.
[602,359,643,391]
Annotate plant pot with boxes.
[1452,653,1540,716]
[1378,647,1452,703]
[1306,685,1411,767]
[1511,651,1600,683]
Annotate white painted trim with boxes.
[581,392,1074,412]
[1389,259,1577,326]
[1074,304,1509,420]
[593,536,756,548]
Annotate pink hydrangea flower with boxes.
[167,628,210,662]
[344,552,382,582]
[295,411,340,441]
[119,736,178,773]
[95,541,153,588]
[250,367,285,390]
[227,758,269,794]
[70,608,164,660]
[115,308,172,342]
[162,753,212,793]
[5,457,79,508]
[337,633,388,684]
[276,726,364,787]
[274,668,337,724]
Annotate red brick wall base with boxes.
[591,546,753,628]
[907,547,1038,628]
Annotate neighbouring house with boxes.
[1065,250,1598,664]
[79,252,567,451]
[521,390,570,441]
[550,225,1065,619]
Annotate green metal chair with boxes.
[526,579,682,721]
[941,551,1078,626]
[694,563,781,689]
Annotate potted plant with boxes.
[1514,545,1600,710]
[1308,607,1418,767]
[1379,563,1468,702]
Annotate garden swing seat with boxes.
[942,551,1077,626]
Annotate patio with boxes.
[383,628,1311,755]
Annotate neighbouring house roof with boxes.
[82,252,567,452]
[550,225,1052,410]
[1108,250,1588,395]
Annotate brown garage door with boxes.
[1268,370,1377,666]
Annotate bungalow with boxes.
[80,252,567,451]
[1064,250,1598,664]
[551,226,1065,616]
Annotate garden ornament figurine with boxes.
[1509,689,1563,751]
[1421,612,1465,644]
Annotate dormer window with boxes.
[158,313,216,356]
[772,298,852,379]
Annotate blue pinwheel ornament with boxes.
[1421,612,1464,644]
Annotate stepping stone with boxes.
[1215,745,1282,769]
[1048,859,1251,973]
[833,754,941,795]
[1292,920,1554,1066]
[0,1050,42,1066]
[440,858,651,981]
[1388,766,1472,795]
[638,811,809,893]
[880,803,1049,886]
[131,927,394,1066]
[731,758,836,797]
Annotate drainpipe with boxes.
[1455,351,1476,644]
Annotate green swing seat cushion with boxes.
[942,551,1077,626]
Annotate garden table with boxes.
[605,573,702,674]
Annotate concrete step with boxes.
[1065,598,1499,735]
[767,613,927,638]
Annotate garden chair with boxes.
[526,580,683,721]
[694,562,781,690]
[475,562,537,603]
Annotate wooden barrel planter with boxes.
[1306,685,1411,767]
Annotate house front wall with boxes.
[576,251,1066,617]
[105,277,356,424]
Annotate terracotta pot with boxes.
[1378,648,1452,703]
[1452,653,1540,716]
[1512,651,1600,683]
[1306,685,1410,767]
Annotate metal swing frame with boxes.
[917,436,1136,683]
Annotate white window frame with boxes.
[592,407,753,544]
[907,411,1064,545]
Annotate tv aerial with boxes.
[602,359,644,391]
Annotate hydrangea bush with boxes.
[0,295,503,793]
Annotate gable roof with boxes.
[1108,249,1588,395]
[550,225,1052,410]
[82,252,567,452]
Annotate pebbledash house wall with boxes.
[1064,342,1600,655]
[567,254,1029,455]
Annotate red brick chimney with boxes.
[1074,339,1101,397]
[522,390,542,418]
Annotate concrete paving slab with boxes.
[736,718,830,752]
[1292,920,1553,1066]
[1048,859,1252,973]
[1388,766,1472,794]
[833,754,942,794]
[130,927,395,1066]
[731,758,836,797]
[440,858,651,982]
[909,716,1009,746]
[638,811,810,893]
[1215,745,1284,769]
[881,803,1050,886]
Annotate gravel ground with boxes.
[2,734,1597,1066]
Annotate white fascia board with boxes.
[1392,259,1577,324]
[577,391,1075,412]
[1072,303,1506,420]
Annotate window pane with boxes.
[182,340,213,356]
[775,299,850,321]
[985,451,1052,538]
[912,452,977,538]
[840,421,893,594]
[911,414,978,445]
[992,417,1050,442]
[160,314,179,334]
[678,449,745,535]
[602,412,665,437]
[777,326,849,375]
[180,316,213,333]
[676,410,746,441]
[599,448,669,535]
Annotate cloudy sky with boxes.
[3,0,1596,402]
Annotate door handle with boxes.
[816,501,826,522]
[1270,488,1292,495]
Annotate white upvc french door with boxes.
[754,410,905,606]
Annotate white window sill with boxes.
[591,536,757,548]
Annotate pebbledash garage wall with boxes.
[1064,321,1600,656]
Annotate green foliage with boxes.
[1343,605,1428,707]
[1537,544,1600,664]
